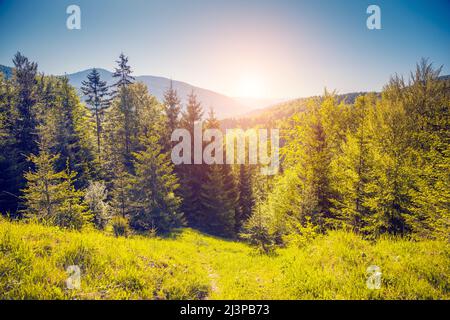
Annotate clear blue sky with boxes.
[0,0,449,98]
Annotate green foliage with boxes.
[111,216,130,237]
[236,164,254,231]
[200,164,236,237]
[241,207,274,254]
[129,135,184,233]
[81,68,111,155]
[249,61,449,241]
[21,146,90,230]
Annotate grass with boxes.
[0,218,448,300]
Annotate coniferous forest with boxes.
[0,51,448,300]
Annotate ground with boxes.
[0,219,448,299]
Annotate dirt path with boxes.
[199,251,220,299]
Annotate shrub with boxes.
[112,216,129,237]
[85,181,111,230]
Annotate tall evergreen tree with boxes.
[200,164,235,237]
[237,164,254,230]
[330,95,377,232]
[129,135,184,233]
[163,80,181,134]
[179,91,205,228]
[81,68,111,155]
[0,52,39,216]
[109,54,136,166]
[48,77,96,189]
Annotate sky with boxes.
[0,0,449,99]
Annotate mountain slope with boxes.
[66,68,248,119]
[221,92,370,129]
[0,65,248,119]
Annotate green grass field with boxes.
[0,219,448,300]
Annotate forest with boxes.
[0,52,448,299]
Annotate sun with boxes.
[236,74,265,98]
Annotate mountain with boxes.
[65,68,250,119]
[0,65,254,119]
[221,92,370,129]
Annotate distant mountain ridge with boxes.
[3,64,449,122]
[0,65,253,119]
[67,68,255,118]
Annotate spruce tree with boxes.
[163,80,181,135]
[237,164,254,230]
[21,144,89,230]
[130,135,183,233]
[0,52,39,216]
[81,68,111,155]
[50,77,96,189]
[112,53,135,91]
[179,91,205,228]
[330,95,377,232]
[200,164,235,237]
[110,54,136,166]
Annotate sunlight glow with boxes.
[236,74,265,98]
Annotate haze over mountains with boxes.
[3,64,448,122]
[0,65,280,119]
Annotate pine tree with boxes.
[330,95,377,232]
[112,53,135,91]
[130,135,183,233]
[0,72,17,215]
[110,158,132,218]
[237,164,254,230]
[0,53,39,216]
[109,54,136,166]
[21,144,89,230]
[197,109,238,237]
[81,68,111,155]
[163,80,181,135]
[49,77,96,189]
[200,164,235,237]
[179,91,205,228]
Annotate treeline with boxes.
[244,59,449,251]
[0,54,448,245]
[0,52,253,237]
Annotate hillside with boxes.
[1,219,448,300]
[221,92,369,129]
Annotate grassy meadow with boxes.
[0,218,448,300]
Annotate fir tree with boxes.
[50,77,96,189]
[0,52,39,216]
[163,80,181,135]
[112,53,135,91]
[81,68,111,155]
[21,144,89,230]
[179,91,205,228]
[130,135,183,233]
[237,164,254,230]
[200,164,235,237]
